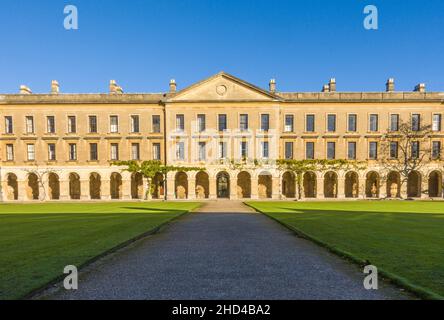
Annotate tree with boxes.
[112,160,204,200]
[22,167,60,201]
[379,118,432,198]
[277,159,367,200]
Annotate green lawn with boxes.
[247,201,444,299]
[0,202,200,300]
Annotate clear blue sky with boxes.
[0,0,442,93]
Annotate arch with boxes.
[6,173,18,200]
[366,171,380,198]
[175,172,188,199]
[282,172,296,198]
[323,171,338,198]
[303,171,317,198]
[237,171,251,199]
[258,172,272,199]
[428,171,442,198]
[89,172,101,200]
[345,171,359,198]
[216,171,230,198]
[152,173,164,199]
[110,172,122,200]
[386,171,400,198]
[131,172,144,199]
[407,171,422,198]
[195,171,209,199]
[69,173,81,200]
[48,173,60,200]
[26,173,39,200]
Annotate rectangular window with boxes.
[152,115,161,133]
[110,116,119,133]
[27,144,35,161]
[176,142,185,160]
[89,116,98,133]
[218,141,227,159]
[369,114,378,132]
[260,114,270,132]
[25,116,34,134]
[412,114,420,131]
[390,142,398,159]
[198,142,206,161]
[5,116,13,134]
[153,143,161,160]
[327,142,336,160]
[390,114,399,132]
[240,141,248,159]
[176,114,185,131]
[284,115,294,132]
[369,142,378,159]
[47,116,55,133]
[285,142,293,159]
[131,115,140,133]
[68,116,76,133]
[348,114,357,132]
[6,144,14,161]
[327,114,336,132]
[432,141,441,159]
[432,114,442,132]
[306,142,315,160]
[90,143,98,161]
[261,141,269,158]
[306,115,315,132]
[48,143,56,161]
[110,143,119,161]
[197,114,206,132]
[69,144,77,160]
[411,141,420,159]
[131,143,140,160]
[218,114,227,132]
[348,142,356,160]
[240,114,249,131]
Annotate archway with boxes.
[69,173,81,200]
[110,172,122,200]
[237,171,251,199]
[217,172,230,198]
[258,172,272,199]
[407,171,421,198]
[366,171,380,198]
[175,172,188,199]
[89,173,101,200]
[323,171,338,198]
[303,172,317,198]
[48,173,60,200]
[6,173,18,200]
[386,171,400,198]
[195,171,209,199]
[131,172,143,199]
[428,171,442,198]
[152,173,164,199]
[27,173,39,200]
[282,172,296,198]
[345,171,359,198]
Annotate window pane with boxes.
[348,142,356,160]
[432,114,441,132]
[90,143,98,161]
[153,143,161,160]
[369,114,378,132]
[390,142,398,159]
[131,115,140,133]
[152,115,161,133]
[412,114,420,131]
[176,115,184,131]
[261,114,270,131]
[198,142,206,160]
[306,142,314,159]
[176,142,185,160]
[26,116,34,133]
[131,143,140,160]
[5,116,13,134]
[327,115,336,132]
[89,116,97,133]
[262,141,269,158]
[240,114,248,131]
[197,115,206,132]
[219,142,227,159]
[411,141,419,159]
[68,116,76,133]
[218,114,227,132]
[432,141,441,159]
[48,144,56,161]
[285,142,293,159]
[306,115,315,132]
[390,114,399,131]
[6,144,14,161]
[369,142,378,159]
[27,144,35,161]
[240,141,248,158]
[110,116,119,133]
[285,115,294,132]
[348,115,357,132]
[47,116,55,133]
[327,142,335,159]
[111,143,119,160]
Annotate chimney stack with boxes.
[414,83,426,93]
[269,79,276,93]
[169,79,177,93]
[51,80,59,94]
[328,78,336,92]
[109,80,123,94]
[386,78,395,92]
[321,84,330,93]
[20,85,32,95]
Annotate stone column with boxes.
[230,177,238,200]
[379,178,387,199]
[80,179,90,201]
[421,177,428,199]
[41,177,50,201]
[337,178,345,199]
[101,179,111,200]
[400,182,408,199]
[188,178,196,200]
[59,179,70,201]
[166,174,175,200]
[209,178,217,200]
[272,177,280,199]
[18,180,27,201]
[142,177,149,200]
[122,179,131,200]
[251,177,259,200]
[316,178,324,199]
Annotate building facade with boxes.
[1,72,443,201]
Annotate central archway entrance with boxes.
[216,172,230,199]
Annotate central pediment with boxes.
[168,72,280,102]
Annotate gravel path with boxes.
[39,201,408,300]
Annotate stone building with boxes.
[0,72,443,201]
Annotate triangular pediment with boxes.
[169,72,280,102]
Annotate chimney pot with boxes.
[328,78,336,92]
[386,78,395,92]
[169,79,177,93]
[322,84,330,93]
[109,80,123,94]
[51,80,59,94]
[20,85,32,95]
[269,79,276,93]
[414,83,426,93]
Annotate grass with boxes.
[0,202,201,300]
[247,201,444,299]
